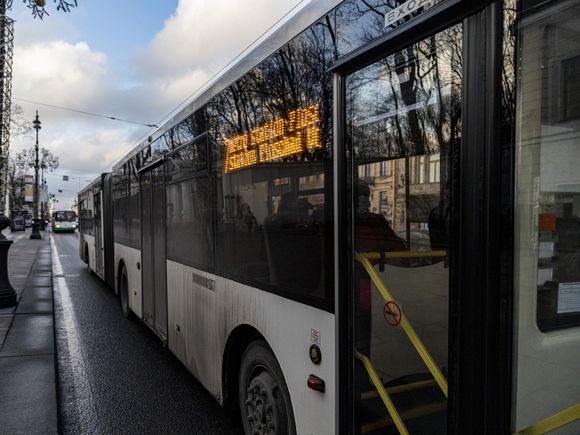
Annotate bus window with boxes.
[347,23,461,434]
[513,1,580,433]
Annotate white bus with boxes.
[79,0,580,433]
[51,210,78,233]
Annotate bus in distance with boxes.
[52,210,77,233]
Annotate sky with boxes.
[9,0,302,210]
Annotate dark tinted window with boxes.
[208,24,335,309]
[79,194,94,236]
[112,160,141,249]
[165,134,214,270]
[54,211,76,222]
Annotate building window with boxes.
[379,191,388,213]
[380,160,389,176]
[429,153,440,183]
[419,156,426,184]
[562,55,580,121]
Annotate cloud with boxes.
[13,40,110,114]
[10,37,142,208]
[47,127,139,173]
[134,0,301,108]
[9,0,302,209]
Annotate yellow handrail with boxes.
[355,253,449,398]
[355,351,410,435]
[516,403,580,435]
[358,250,447,260]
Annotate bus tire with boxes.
[239,340,296,435]
[85,244,94,275]
[119,266,130,318]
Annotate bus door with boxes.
[94,192,104,278]
[340,22,462,435]
[140,162,168,340]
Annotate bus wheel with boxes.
[239,340,296,435]
[85,244,94,275]
[120,266,130,318]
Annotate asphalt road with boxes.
[52,233,243,435]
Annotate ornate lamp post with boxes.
[30,110,41,239]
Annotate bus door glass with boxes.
[512,1,580,433]
[345,24,461,434]
[140,164,168,339]
[94,193,103,277]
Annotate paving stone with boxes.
[25,275,52,287]
[0,355,58,434]
[0,314,54,357]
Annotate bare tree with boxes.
[19,0,78,19]
[0,0,78,212]
[15,146,59,173]
[9,146,58,214]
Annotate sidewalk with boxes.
[0,228,57,435]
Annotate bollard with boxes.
[0,214,16,308]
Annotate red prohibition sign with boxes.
[384,301,402,327]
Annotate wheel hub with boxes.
[245,371,281,435]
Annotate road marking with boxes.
[52,238,102,432]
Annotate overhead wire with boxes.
[12,96,159,128]
[17,0,307,176]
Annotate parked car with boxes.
[25,216,32,227]
[10,215,26,231]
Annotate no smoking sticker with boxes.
[383,301,402,327]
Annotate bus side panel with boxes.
[114,242,142,319]
[166,261,220,395]
[166,260,336,435]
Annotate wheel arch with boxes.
[222,324,266,411]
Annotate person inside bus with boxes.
[239,202,257,234]
[263,191,322,295]
[354,179,407,427]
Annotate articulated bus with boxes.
[51,210,78,233]
[78,0,580,433]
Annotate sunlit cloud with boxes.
[9,0,300,209]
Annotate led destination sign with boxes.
[224,104,321,173]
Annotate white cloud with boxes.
[139,0,300,76]
[13,41,110,116]
[134,0,301,107]
[9,0,302,209]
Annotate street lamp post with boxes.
[40,162,47,230]
[30,110,41,240]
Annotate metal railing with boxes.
[354,250,447,434]
[356,250,580,435]
[516,404,580,435]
